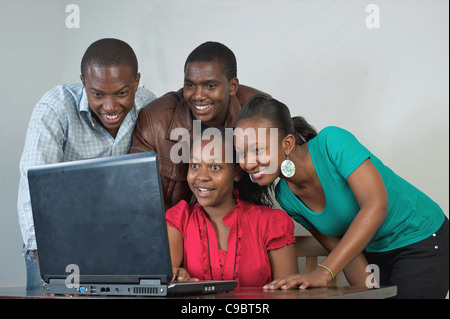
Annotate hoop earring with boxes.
[281,155,295,178]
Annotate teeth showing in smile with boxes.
[198,187,211,192]
[195,104,212,110]
[252,169,265,178]
[105,114,119,120]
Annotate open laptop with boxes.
[28,152,237,296]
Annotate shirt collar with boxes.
[79,87,90,113]
[78,87,96,125]
[195,189,243,227]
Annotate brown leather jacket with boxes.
[129,85,270,210]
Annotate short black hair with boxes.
[80,38,138,78]
[184,41,237,80]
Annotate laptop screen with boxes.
[28,152,173,284]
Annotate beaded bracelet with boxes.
[318,264,335,280]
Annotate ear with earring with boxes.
[281,155,295,178]
[280,134,296,178]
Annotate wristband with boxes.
[318,263,335,280]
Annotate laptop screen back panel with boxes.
[28,152,173,284]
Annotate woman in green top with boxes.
[234,95,448,299]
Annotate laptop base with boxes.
[43,278,238,297]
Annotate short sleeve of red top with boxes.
[166,197,295,287]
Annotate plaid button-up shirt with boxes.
[18,83,156,255]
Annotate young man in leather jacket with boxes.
[129,41,270,209]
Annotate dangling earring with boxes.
[281,155,295,178]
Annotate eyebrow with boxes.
[184,79,218,85]
[235,141,258,150]
[191,156,223,163]
[89,85,130,94]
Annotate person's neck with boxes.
[200,120,226,130]
[285,143,326,210]
[203,197,236,224]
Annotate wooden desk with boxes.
[0,285,396,299]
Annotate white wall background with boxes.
[0,0,448,287]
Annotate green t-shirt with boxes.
[275,126,445,252]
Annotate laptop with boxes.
[28,151,237,296]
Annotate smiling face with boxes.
[183,61,238,127]
[81,64,140,138]
[234,118,285,186]
[188,138,240,213]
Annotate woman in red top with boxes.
[166,129,298,287]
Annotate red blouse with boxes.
[166,197,295,287]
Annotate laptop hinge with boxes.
[48,278,67,285]
[47,277,168,286]
[139,279,162,286]
[47,278,164,286]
